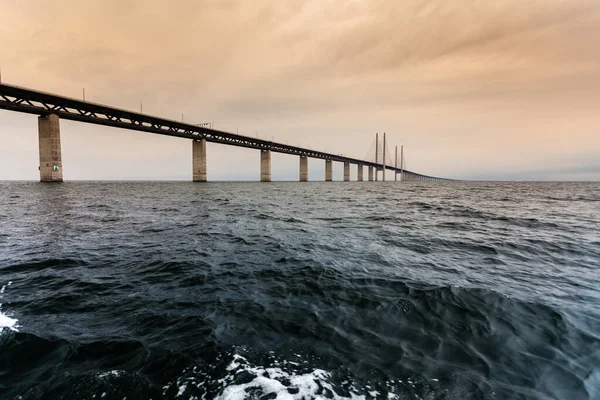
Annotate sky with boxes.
[1,0,599,181]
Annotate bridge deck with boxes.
[0,83,448,180]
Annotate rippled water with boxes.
[0,181,599,400]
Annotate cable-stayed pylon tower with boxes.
[394,146,398,181]
[364,132,394,182]
[400,145,404,181]
[363,132,449,183]
[376,133,379,181]
[394,145,405,181]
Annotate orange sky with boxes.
[1,0,599,180]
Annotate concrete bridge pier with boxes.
[357,165,363,181]
[192,138,207,182]
[343,162,350,181]
[38,114,63,182]
[325,160,333,181]
[299,156,308,182]
[368,167,374,181]
[260,150,271,182]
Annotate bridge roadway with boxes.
[0,83,448,182]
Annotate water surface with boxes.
[0,181,599,399]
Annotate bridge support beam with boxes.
[368,167,374,181]
[325,160,332,181]
[357,165,363,181]
[192,138,207,182]
[38,114,63,182]
[343,162,350,181]
[260,150,271,182]
[299,156,308,182]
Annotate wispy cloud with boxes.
[0,0,599,180]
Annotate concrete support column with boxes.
[260,150,271,182]
[343,162,350,181]
[368,167,374,181]
[299,156,308,182]
[325,160,333,181]
[357,165,363,181]
[192,138,207,182]
[38,114,63,182]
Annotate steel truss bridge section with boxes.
[0,83,449,181]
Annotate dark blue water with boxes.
[0,181,599,400]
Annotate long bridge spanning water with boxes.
[0,83,450,182]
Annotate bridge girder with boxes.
[0,83,450,181]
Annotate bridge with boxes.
[0,83,450,182]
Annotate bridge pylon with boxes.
[192,138,207,182]
[260,150,271,182]
[343,162,350,181]
[299,156,308,182]
[325,160,333,181]
[38,114,63,182]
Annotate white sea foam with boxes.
[97,370,124,379]
[162,352,418,399]
[0,282,18,332]
[215,360,346,400]
[168,353,370,400]
[0,313,18,332]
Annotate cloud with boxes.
[0,0,599,180]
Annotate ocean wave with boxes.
[1,181,599,399]
[162,350,416,400]
[0,281,18,333]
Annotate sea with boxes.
[0,181,598,400]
